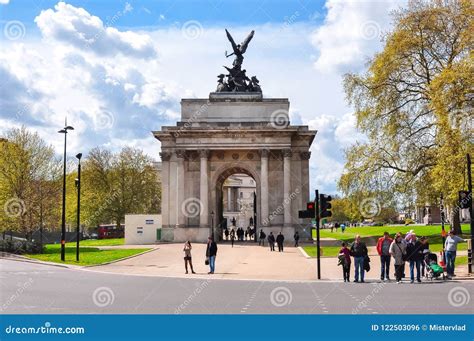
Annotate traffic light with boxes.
[307,202,315,213]
[459,190,472,209]
[298,202,316,219]
[320,194,332,218]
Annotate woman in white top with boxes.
[183,241,196,274]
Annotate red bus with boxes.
[97,224,124,239]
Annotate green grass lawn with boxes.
[302,246,340,258]
[313,224,470,241]
[26,243,148,266]
[306,224,471,258]
[455,256,468,266]
[60,238,125,247]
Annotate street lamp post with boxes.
[58,124,74,261]
[75,153,82,262]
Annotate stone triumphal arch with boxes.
[153,92,316,242]
[153,29,316,242]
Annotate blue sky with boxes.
[0,0,406,194]
[1,0,327,29]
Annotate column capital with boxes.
[199,149,210,159]
[300,151,311,160]
[175,149,186,159]
[282,148,293,158]
[259,149,269,158]
[160,151,172,161]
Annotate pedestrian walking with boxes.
[183,241,196,274]
[341,223,346,233]
[294,231,300,247]
[406,233,423,283]
[230,228,235,247]
[224,228,229,241]
[338,242,351,282]
[376,232,393,281]
[205,236,218,274]
[389,232,407,284]
[350,235,368,283]
[276,232,284,252]
[268,232,275,251]
[444,230,465,279]
[259,229,266,246]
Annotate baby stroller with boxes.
[423,251,445,280]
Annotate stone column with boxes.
[227,187,232,211]
[159,152,171,229]
[283,149,292,227]
[199,149,209,228]
[259,149,269,226]
[176,149,186,227]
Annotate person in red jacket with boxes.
[376,232,393,281]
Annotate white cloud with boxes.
[0,1,399,194]
[311,0,404,73]
[0,0,10,4]
[34,2,156,59]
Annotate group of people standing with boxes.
[339,229,465,283]
[259,230,300,251]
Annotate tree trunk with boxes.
[450,209,462,235]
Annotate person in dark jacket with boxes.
[419,236,429,277]
[206,236,218,274]
[406,233,423,283]
[267,232,275,251]
[350,235,368,283]
[294,231,300,247]
[259,229,266,246]
[276,232,285,252]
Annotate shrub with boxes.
[0,239,44,254]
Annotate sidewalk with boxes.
[83,242,472,281]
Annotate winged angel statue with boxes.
[215,29,262,93]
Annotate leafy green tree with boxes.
[340,0,473,233]
[0,127,61,238]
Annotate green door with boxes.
[156,228,161,241]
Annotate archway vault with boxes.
[211,163,261,240]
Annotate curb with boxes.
[0,248,155,269]
[298,246,312,259]
[84,247,157,268]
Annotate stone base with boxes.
[209,92,263,102]
[173,227,212,243]
[160,228,175,242]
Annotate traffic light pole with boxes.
[315,189,321,280]
[467,154,473,274]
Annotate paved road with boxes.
[1,259,472,314]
